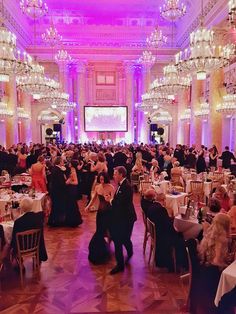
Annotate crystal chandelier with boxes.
[40,90,69,106]
[17,107,30,119]
[194,102,209,119]
[146,27,167,48]
[228,0,236,27]
[0,26,32,82]
[216,94,236,114]
[0,102,13,118]
[16,63,59,99]
[153,111,173,123]
[42,20,62,46]
[180,108,191,121]
[175,0,235,80]
[55,49,72,65]
[141,90,172,106]
[20,0,48,19]
[55,102,76,115]
[38,109,59,123]
[138,51,155,66]
[160,0,186,22]
[151,63,191,99]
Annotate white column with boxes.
[21,92,32,144]
[5,75,18,147]
[58,64,72,143]
[76,61,87,143]
[124,62,135,143]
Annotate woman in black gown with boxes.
[65,160,83,227]
[196,145,207,174]
[85,172,114,264]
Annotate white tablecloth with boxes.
[186,180,212,197]
[0,221,14,244]
[215,260,236,306]
[174,215,203,240]
[0,193,45,216]
[152,180,170,194]
[165,192,188,216]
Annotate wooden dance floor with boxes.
[0,194,187,314]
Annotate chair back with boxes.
[185,238,200,274]
[213,172,224,183]
[16,229,41,257]
[140,180,152,195]
[146,218,156,246]
[142,210,147,228]
[190,181,204,194]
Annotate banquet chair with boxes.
[0,238,3,272]
[213,172,224,184]
[146,218,156,271]
[142,210,150,255]
[130,172,140,192]
[190,181,204,203]
[41,193,52,224]
[16,229,41,285]
[230,233,236,260]
[140,180,152,195]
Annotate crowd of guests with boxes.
[0,141,236,311]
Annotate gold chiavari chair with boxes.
[190,181,204,203]
[140,180,152,195]
[146,218,156,271]
[213,172,224,184]
[16,229,41,285]
[142,211,150,255]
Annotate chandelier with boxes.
[160,0,186,22]
[38,109,59,123]
[138,51,155,66]
[153,111,173,123]
[0,102,13,118]
[141,90,172,106]
[180,108,191,121]
[151,63,191,99]
[55,102,76,115]
[20,0,48,19]
[17,107,30,119]
[42,21,62,46]
[16,63,59,99]
[146,27,167,48]
[175,0,235,80]
[216,94,236,114]
[40,90,69,105]
[55,50,72,65]
[0,26,32,82]
[194,102,209,119]
[228,0,236,27]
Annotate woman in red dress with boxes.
[30,156,47,192]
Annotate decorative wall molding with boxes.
[95,89,116,101]
[176,0,219,48]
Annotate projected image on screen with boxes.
[84,106,127,132]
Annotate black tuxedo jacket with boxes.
[11,212,48,261]
[220,151,236,169]
[50,166,66,195]
[111,179,137,225]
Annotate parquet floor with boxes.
[0,194,188,314]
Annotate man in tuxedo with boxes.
[105,166,137,275]
[11,197,48,263]
[219,146,236,169]
[48,157,67,226]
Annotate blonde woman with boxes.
[132,152,144,174]
[198,213,231,268]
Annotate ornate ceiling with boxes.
[4,0,231,63]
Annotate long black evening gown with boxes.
[88,195,111,264]
[65,184,83,227]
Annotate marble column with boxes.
[208,69,223,152]
[177,89,190,145]
[76,61,87,143]
[20,92,32,144]
[138,64,152,144]
[190,79,203,148]
[5,75,18,147]
[124,62,135,143]
[58,64,72,143]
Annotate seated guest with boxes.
[11,197,48,263]
[150,159,160,182]
[228,205,236,231]
[204,198,221,225]
[132,152,144,174]
[142,190,187,271]
[198,213,231,268]
[140,188,156,216]
[212,186,232,212]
